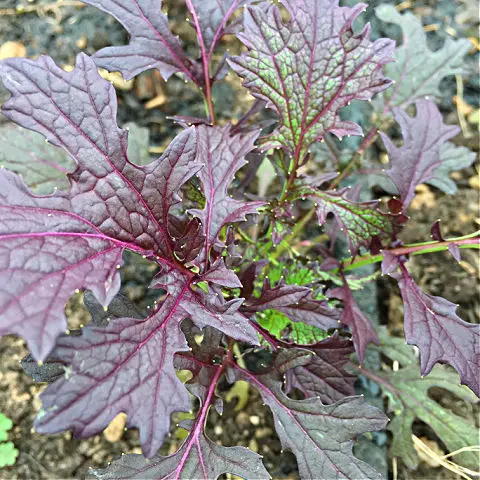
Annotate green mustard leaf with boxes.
[229,0,394,156]
[375,4,471,111]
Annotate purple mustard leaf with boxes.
[381,250,398,276]
[151,267,258,345]
[82,0,201,83]
[198,257,242,288]
[190,125,265,266]
[244,279,340,330]
[238,260,268,299]
[232,362,388,479]
[329,276,379,364]
[176,320,225,411]
[380,99,460,211]
[285,334,356,404]
[173,218,206,264]
[188,0,256,54]
[396,263,480,396]
[21,290,141,382]
[89,367,269,480]
[375,4,471,111]
[0,170,124,360]
[34,289,192,458]
[229,0,394,155]
[246,278,312,309]
[0,54,199,258]
[430,219,445,242]
[308,188,395,254]
[274,299,340,331]
[447,244,461,263]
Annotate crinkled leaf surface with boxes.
[245,279,340,331]
[82,0,200,83]
[309,188,394,254]
[0,52,261,458]
[381,100,460,210]
[0,123,74,194]
[35,292,192,459]
[90,366,268,480]
[190,125,264,264]
[329,278,379,364]
[360,138,475,197]
[0,53,199,258]
[229,0,394,155]
[285,334,356,403]
[395,264,480,396]
[90,433,268,479]
[374,332,478,469]
[233,360,388,480]
[0,169,123,360]
[0,121,151,195]
[35,267,257,458]
[375,4,471,110]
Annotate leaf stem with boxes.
[185,0,216,124]
[270,207,317,261]
[338,235,480,273]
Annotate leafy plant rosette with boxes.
[0,413,19,468]
[0,1,478,479]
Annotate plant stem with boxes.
[270,206,317,261]
[185,0,216,124]
[328,127,378,189]
[338,235,480,273]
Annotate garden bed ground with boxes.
[0,0,478,479]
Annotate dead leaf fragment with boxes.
[468,173,480,190]
[98,69,133,91]
[103,413,127,442]
[76,35,87,50]
[414,436,445,468]
[0,41,26,60]
[145,94,166,109]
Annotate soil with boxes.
[0,1,478,479]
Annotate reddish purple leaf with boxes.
[36,267,257,457]
[199,257,242,288]
[89,367,268,479]
[190,125,265,265]
[309,188,395,254]
[285,334,356,403]
[83,0,201,83]
[380,100,460,210]
[35,296,190,458]
[396,263,480,396]
[0,170,123,360]
[188,0,256,53]
[229,0,394,155]
[244,279,340,330]
[0,54,199,258]
[329,277,379,364]
[232,361,388,479]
